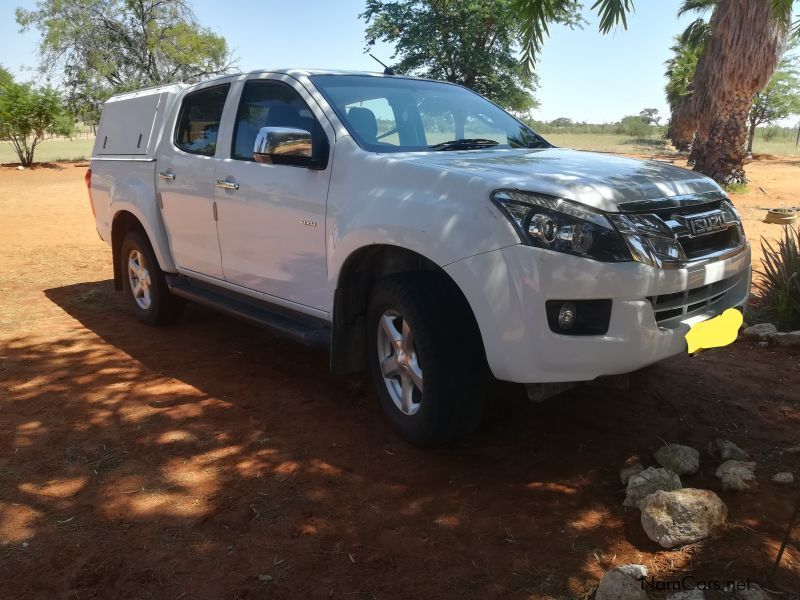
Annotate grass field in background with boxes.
[1,132,798,165]
[545,132,800,157]
[0,137,94,165]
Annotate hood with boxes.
[400,147,723,212]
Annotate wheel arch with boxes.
[330,244,486,375]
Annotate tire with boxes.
[366,272,486,446]
[120,230,184,326]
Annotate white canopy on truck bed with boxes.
[92,83,187,159]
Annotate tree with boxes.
[618,115,648,138]
[0,80,74,166]
[0,65,12,89]
[687,0,794,183]
[639,108,660,126]
[665,41,701,150]
[513,0,800,184]
[361,0,582,112]
[663,1,714,151]
[747,53,800,154]
[549,117,575,127]
[16,0,237,123]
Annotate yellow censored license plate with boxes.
[685,308,743,354]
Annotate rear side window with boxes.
[174,84,230,156]
[231,80,322,161]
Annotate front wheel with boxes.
[366,272,486,446]
[120,230,184,326]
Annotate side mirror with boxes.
[253,126,326,169]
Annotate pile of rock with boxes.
[619,443,727,549]
[742,323,800,347]
[600,438,793,598]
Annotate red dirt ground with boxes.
[0,158,798,599]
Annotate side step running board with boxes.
[166,275,330,349]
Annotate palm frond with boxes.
[771,0,795,21]
[677,0,717,18]
[514,0,560,70]
[590,0,634,34]
[678,18,712,50]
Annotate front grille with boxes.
[678,228,741,260]
[617,195,745,266]
[648,270,748,328]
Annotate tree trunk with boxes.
[668,99,696,152]
[689,0,790,184]
[690,93,752,183]
[746,115,757,155]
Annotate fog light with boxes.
[558,302,576,329]
[545,299,612,336]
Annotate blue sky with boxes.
[1,1,704,123]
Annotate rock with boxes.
[741,323,777,339]
[786,444,800,454]
[757,341,769,348]
[716,460,757,492]
[655,444,700,475]
[640,488,727,548]
[16,165,24,171]
[621,462,645,485]
[666,590,705,600]
[711,439,750,461]
[771,331,800,347]
[624,467,682,508]
[771,472,794,485]
[596,564,648,600]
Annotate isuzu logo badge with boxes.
[687,213,725,236]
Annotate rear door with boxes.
[157,83,231,279]
[213,75,334,310]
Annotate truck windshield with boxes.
[310,75,549,153]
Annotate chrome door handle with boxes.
[158,170,175,180]
[215,179,239,191]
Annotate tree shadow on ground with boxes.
[0,280,796,598]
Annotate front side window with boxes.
[311,75,549,153]
[174,84,230,156]
[231,80,324,161]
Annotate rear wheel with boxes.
[366,272,485,446]
[120,230,184,326]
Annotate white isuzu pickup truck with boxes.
[88,69,751,445]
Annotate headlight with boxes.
[491,190,632,262]
[605,213,686,267]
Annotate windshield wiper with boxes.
[428,138,500,151]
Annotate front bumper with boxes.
[444,243,751,384]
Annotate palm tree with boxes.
[688,1,793,183]
[665,41,702,151]
[515,0,798,184]
[664,6,713,151]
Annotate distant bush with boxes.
[617,115,650,138]
[548,117,574,128]
[755,224,800,328]
[762,125,782,141]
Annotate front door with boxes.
[214,77,332,310]
[157,83,230,279]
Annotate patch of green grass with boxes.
[0,137,94,165]
[722,182,748,194]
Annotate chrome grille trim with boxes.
[648,270,749,328]
[611,197,746,267]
